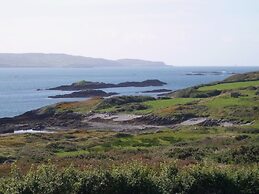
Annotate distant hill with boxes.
[0,53,167,68]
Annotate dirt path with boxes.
[87,121,166,132]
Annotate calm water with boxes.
[0,66,258,118]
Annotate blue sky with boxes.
[0,0,258,66]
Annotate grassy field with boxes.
[0,126,258,178]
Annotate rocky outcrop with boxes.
[48,80,166,91]
[134,115,195,125]
[0,108,86,134]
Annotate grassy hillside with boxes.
[198,80,259,91]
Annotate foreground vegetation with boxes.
[1,162,258,194]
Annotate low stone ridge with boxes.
[48,79,166,91]
[49,90,118,98]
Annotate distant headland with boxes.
[0,53,168,68]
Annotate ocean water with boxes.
[0,66,258,118]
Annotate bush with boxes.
[187,165,237,194]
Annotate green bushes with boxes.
[1,163,258,194]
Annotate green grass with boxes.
[198,80,259,91]
[135,98,198,114]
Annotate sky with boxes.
[0,0,259,66]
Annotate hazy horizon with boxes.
[0,0,259,66]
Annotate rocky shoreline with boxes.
[0,105,250,135]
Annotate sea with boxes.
[0,66,259,118]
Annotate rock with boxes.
[230,92,241,98]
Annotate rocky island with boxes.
[48,79,167,91]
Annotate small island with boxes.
[49,90,118,98]
[141,89,172,93]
